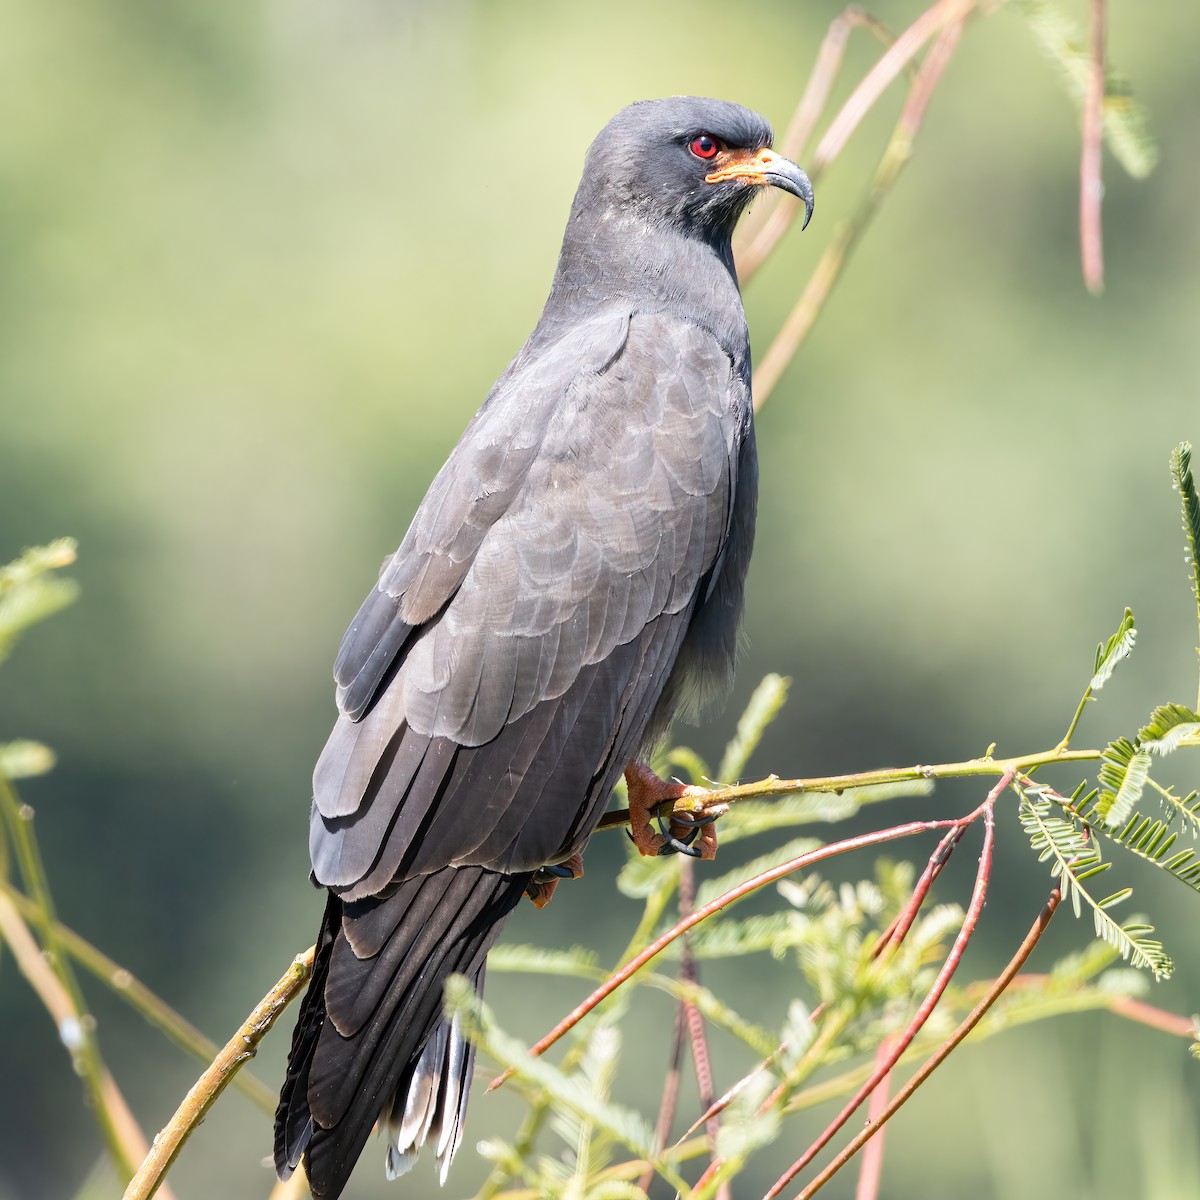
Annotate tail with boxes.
[274,865,527,1199]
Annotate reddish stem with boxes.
[763,770,1009,1200]
[738,7,878,280]
[1080,0,1107,294]
[795,888,1063,1199]
[1106,995,1196,1039]
[853,1038,895,1200]
[488,817,966,1092]
[753,12,969,409]
[874,821,966,956]
[811,0,974,172]
[677,859,730,1200]
[637,1004,686,1195]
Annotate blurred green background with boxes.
[2,2,1198,1197]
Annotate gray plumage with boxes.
[274,96,812,1199]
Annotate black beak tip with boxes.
[765,159,815,231]
[800,190,815,231]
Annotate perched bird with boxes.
[274,96,813,1198]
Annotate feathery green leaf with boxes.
[616,848,679,900]
[1020,790,1173,979]
[0,538,77,593]
[1091,607,1137,690]
[442,977,664,1169]
[1171,442,1200,706]
[717,673,790,783]
[643,974,775,1055]
[0,540,80,663]
[1104,749,1152,829]
[1099,812,1200,895]
[1137,703,1200,755]
[1096,737,1149,826]
[714,1069,782,1166]
[487,944,601,978]
[658,745,711,787]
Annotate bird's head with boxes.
[577,96,814,243]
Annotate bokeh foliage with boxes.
[2,2,1199,1198]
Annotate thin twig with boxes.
[853,1037,895,1200]
[754,11,970,409]
[873,822,966,955]
[488,817,967,1093]
[595,744,1096,835]
[637,998,687,1195]
[0,774,137,1179]
[1106,995,1197,1039]
[763,775,1003,1199]
[122,947,315,1200]
[0,890,176,1200]
[737,7,898,281]
[1080,0,1107,294]
[0,879,276,1113]
[677,858,729,1200]
[637,857,703,1195]
[1054,685,1094,754]
[795,888,1063,1199]
[677,1043,786,1147]
[815,0,975,172]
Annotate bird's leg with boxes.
[623,760,721,860]
[524,852,585,908]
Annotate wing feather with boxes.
[311,310,749,895]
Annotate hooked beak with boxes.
[705,147,815,230]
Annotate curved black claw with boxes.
[530,861,578,883]
[656,835,703,858]
[654,811,703,857]
[667,810,719,830]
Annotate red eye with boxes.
[689,135,719,160]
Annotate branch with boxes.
[754,8,970,408]
[736,7,903,281]
[488,816,969,1092]
[763,776,1003,1199]
[122,948,315,1200]
[853,1037,895,1200]
[795,887,1063,1198]
[637,1002,686,1196]
[0,878,276,1113]
[0,890,173,1199]
[811,0,975,175]
[595,745,1097,834]
[677,858,729,1200]
[0,773,138,1179]
[1080,0,1107,293]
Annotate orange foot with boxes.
[623,761,721,861]
[525,851,585,908]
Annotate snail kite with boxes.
[274,96,814,1198]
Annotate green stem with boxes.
[0,879,275,1114]
[122,949,314,1200]
[0,773,136,1179]
[1055,687,1093,753]
[474,1100,550,1199]
[596,746,1099,834]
